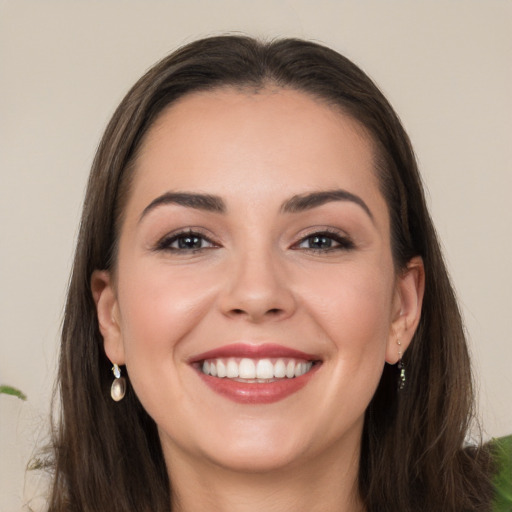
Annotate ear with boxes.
[91,270,126,365]
[386,256,425,364]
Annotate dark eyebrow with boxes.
[139,192,226,222]
[281,189,374,221]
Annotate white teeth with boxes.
[201,357,314,380]
[216,359,226,378]
[274,359,286,378]
[239,358,256,379]
[286,360,295,378]
[294,362,306,377]
[226,359,239,378]
[256,359,274,379]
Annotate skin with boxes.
[92,88,424,512]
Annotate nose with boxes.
[218,249,297,323]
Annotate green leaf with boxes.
[0,385,27,400]
[491,435,512,511]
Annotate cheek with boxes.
[299,260,395,401]
[307,264,394,343]
[117,259,216,344]
[114,260,218,395]
[281,262,396,442]
[113,264,220,428]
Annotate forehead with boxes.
[127,87,385,219]
[143,87,374,163]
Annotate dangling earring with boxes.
[111,363,126,401]
[397,340,406,390]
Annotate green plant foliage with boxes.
[0,385,27,400]
[492,435,512,511]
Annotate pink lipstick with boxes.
[190,343,321,404]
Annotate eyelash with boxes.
[154,228,354,254]
[293,230,355,253]
[154,229,218,253]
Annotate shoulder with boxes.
[490,435,512,512]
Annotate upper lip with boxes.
[188,343,321,363]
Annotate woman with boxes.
[45,35,508,511]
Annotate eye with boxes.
[155,230,217,252]
[295,231,354,252]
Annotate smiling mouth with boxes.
[190,343,322,403]
[200,357,315,382]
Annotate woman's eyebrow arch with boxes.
[281,189,374,221]
[139,192,226,222]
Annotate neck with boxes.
[164,437,365,512]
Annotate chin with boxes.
[163,414,314,474]
[201,440,307,474]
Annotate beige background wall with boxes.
[1,1,510,510]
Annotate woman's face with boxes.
[94,88,422,474]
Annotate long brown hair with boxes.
[45,35,493,511]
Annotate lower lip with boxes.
[196,364,320,404]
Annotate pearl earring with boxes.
[110,364,126,401]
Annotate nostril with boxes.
[229,307,283,318]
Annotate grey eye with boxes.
[156,231,216,252]
[295,231,354,252]
[300,235,335,250]
[174,235,206,250]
